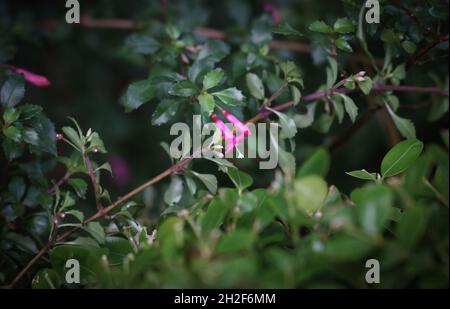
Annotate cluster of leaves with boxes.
[0,0,448,288]
[30,139,449,288]
[0,70,113,285]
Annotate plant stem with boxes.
[48,171,72,194]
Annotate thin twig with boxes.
[406,35,449,71]
[47,171,72,194]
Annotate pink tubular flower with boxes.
[225,133,246,154]
[264,1,281,24]
[221,110,251,136]
[9,66,51,87]
[212,114,235,141]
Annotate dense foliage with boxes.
[0,0,448,288]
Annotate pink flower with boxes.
[264,1,281,24]
[221,110,251,136]
[212,114,235,141]
[109,155,131,186]
[9,66,51,87]
[225,134,246,154]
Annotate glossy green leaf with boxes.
[203,68,224,90]
[152,99,182,126]
[226,168,253,192]
[169,80,198,97]
[192,172,217,194]
[334,18,355,34]
[212,87,245,106]
[198,93,215,118]
[309,20,334,34]
[381,139,424,178]
[346,170,377,182]
[246,73,265,100]
[1,74,25,107]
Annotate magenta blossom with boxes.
[225,133,246,154]
[109,155,131,186]
[263,1,281,24]
[212,114,235,141]
[221,110,251,136]
[9,66,51,87]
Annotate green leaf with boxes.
[65,210,84,222]
[62,126,83,151]
[125,34,160,55]
[8,177,26,201]
[293,175,328,213]
[212,87,245,106]
[346,170,378,182]
[339,94,358,122]
[333,18,355,34]
[165,24,181,40]
[290,85,302,105]
[395,204,428,249]
[3,125,21,142]
[226,168,253,192]
[202,68,224,90]
[273,22,303,37]
[332,99,345,123]
[278,147,296,178]
[356,77,373,95]
[297,147,331,178]
[183,175,197,196]
[32,269,61,289]
[1,74,25,107]
[68,178,88,198]
[87,132,107,153]
[163,175,184,205]
[251,15,273,46]
[313,113,335,134]
[246,73,265,100]
[323,235,373,262]
[169,80,198,97]
[381,139,424,178]
[188,40,230,83]
[121,80,155,112]
[279,61,303,86]
[152,99,182,126]
[385,103,416,139]
[216,229,254,253]
[201,197,230,235]
[351,185,394,236]
[198,93,215,118]
[309,20,334,34]
[83,222,105,244]
[191,172,217,194]
[265,107,297,139]
[3,107,20,124]
[402,41,417,54]
[392,64,406,81]
[60,192,76,211]
[294,103,316,129]
[335,37,353,53]
[326,57,338,88]
[30,115,57,156]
